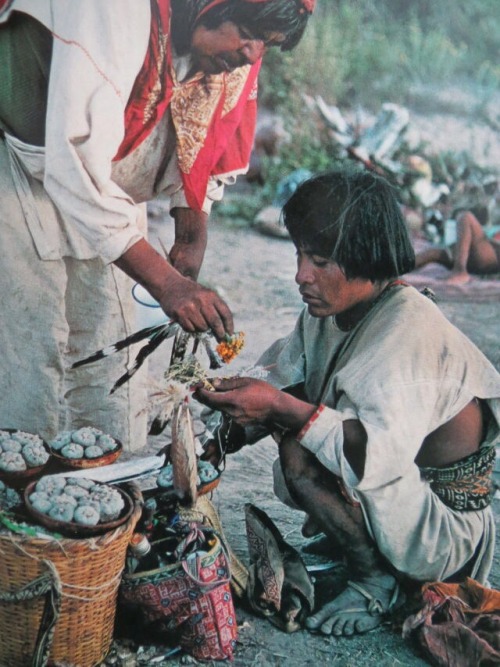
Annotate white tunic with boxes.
[0,1,232,449]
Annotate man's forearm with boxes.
[169,207,208,280]
[114,237,181,303]
[114,237,234,339]
[271,391,318,434]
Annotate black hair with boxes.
[171,0,310,54]
[282,168,416,281]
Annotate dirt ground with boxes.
[106,97,500,666]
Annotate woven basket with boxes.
[0,484,142,667]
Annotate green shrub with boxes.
[259,0,498,109]
[216,0,498,226]
[213,191,264,227]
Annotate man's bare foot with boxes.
[305,573,402,636]
[445,270,471,285]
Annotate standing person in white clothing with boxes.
[0,0,314,449]
[195,169,500,637]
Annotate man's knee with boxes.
[278,437,337,510]
[278,435,313,490]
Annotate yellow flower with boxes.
[216,332,245,364]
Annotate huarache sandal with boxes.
[346,579,404,616]
[306,577,405,636]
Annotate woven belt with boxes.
[420,446,496,512]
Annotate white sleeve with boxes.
[169,170,245,215]
[42,1,151,263]
[300,374,471,494]
[299,403,357,483]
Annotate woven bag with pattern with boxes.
[120,521,237,661]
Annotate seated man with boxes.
[195,169,500,637]
[414,209,500,284]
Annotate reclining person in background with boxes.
[195,169,500,637]
[414,209,500,284]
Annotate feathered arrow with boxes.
[71,321,179,394]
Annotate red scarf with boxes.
[113,0,260,211]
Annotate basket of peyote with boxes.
[0,480,143,667]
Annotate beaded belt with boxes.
[420,446,496,512]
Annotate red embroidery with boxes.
[121,535,237,661]
[297,404,325,440]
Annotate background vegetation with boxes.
[215,0,499,221]
[259,0,499,109]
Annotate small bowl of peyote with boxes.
[48,427,123,470]
[24,475,133,537]
[0,429,51,487]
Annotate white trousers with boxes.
[0,137,147,450]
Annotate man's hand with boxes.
[115,238,233,340]
[194,377,279,426]
[194,377,317,431]
[158,272,233,340]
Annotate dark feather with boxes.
[71,322,176,369]
[72,320,180,395]
[191,337,200,356]
[149,417,169,436]
[110,325,175,394]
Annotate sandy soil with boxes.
[105,95,500,666]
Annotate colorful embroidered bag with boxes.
[120,521,237,661]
